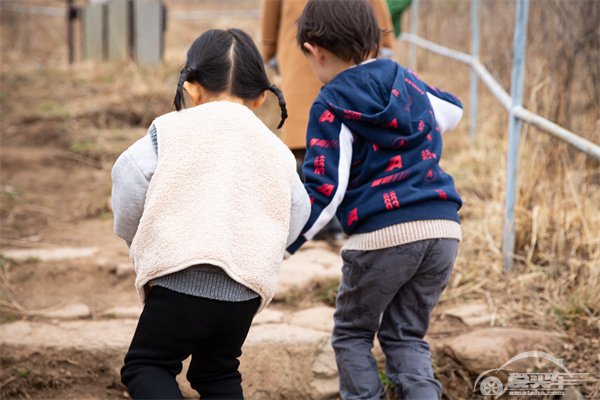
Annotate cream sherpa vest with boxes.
[130,101,296,312]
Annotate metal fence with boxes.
[401,0,600,271]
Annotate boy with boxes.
[286,1,464,399]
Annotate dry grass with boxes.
[402,1,600,396]
[412,0,600,319]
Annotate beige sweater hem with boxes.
[343,219,462,251]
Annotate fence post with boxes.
[469,0,480,142]
[82,2,106,61]
[503,0,530,271]
[133,0,163,65]
[67,0,76,64]
[409,0,419,70]
[107,0,130,61]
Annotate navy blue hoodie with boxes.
[288,59,463,253]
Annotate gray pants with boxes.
[332,239,459,400]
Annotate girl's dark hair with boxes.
[174,29,287,129]
[297,0,380,64]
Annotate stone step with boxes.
[0,307,340,399]
[0,310,568,399]
[275,245,343,301]
[0,246,100,262]
[436,327,566,374]
[0,244,343,303]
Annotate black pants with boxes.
[121,286,260,399]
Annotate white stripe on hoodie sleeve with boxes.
[304,123,353,240]
[427,93,464,133]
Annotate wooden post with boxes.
[133,0,162,65]
[107,0,129,61]
[82,2,105,61]
[67,0,76,64]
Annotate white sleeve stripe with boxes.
[304,123,354,240]
[427,93,463,133]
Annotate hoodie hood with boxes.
[320,59,435,149]
[286,58,464,253]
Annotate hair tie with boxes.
[181,66,196,78]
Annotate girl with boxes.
[111,28,310,399]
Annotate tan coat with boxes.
[261,0,395,150]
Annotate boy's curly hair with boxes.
[296,0,381,64]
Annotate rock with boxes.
[0,247,99,262]
[0,320,137,351]
[114,262,134,277]
[311,340,339,398]
[39,303,92,320]
[288,306,335,333]
[295,247,341,269]
[312,340,337,378]
[443,303,492,326]
[177,357,199,398]
[253,308,285,325]
[276,248,342,300]
[303,240,335,251]
[0,320,135,398]
[311,377,339,399]
[174,323,338,400]
[94,257,115,268]
[99,306,142,319]
[240,324,334,400]
[563,387,585,400]
[0,320,341,399]
[439,327,566,374]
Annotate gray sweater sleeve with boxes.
[111,128,157,246]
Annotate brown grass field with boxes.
[0,0,598,399]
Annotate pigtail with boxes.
[268,84,288,129]
[173,67,189,111]
[178,29,284,129]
